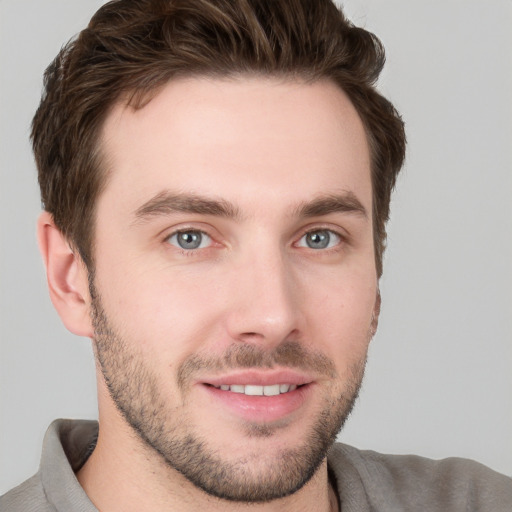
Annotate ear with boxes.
[37,211,94,338]
[370,289,381,338]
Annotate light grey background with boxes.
[1,0,511,494]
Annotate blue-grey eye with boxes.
[298,230,341,250]
[167,230,211,250]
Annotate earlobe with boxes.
[37,211,93,338]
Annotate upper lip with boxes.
[199,369,315,387]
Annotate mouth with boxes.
[208,383,299,396]
[198,370,314,423]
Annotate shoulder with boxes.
[328,443,512,511]
[1,419,99,512]
[0,473,54,512]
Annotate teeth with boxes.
[263,384,280,396]
[214,383,299,396]
[245,385,263,396]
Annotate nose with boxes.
[224,247,301,348]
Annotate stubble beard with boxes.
[90,288,367,503]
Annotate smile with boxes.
[211,384,298,396]
[201,373,313,422]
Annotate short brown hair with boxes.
[32,0,405,276]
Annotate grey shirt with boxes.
[2,419,511,511]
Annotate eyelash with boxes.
[163,226,346,255]
[295,228,343,251]
[164,229,213,255]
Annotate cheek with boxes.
[301,266,377,359]
[93,258,226,365]
[93,235,377,371]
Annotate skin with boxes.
[38,76,379,512]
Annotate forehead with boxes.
[98,76,371,214]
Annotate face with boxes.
[90,77,378,502]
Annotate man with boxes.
[1,0,511,510]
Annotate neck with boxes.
[77,411,337,512]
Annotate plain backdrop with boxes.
[1,0,511,494]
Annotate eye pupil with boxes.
[178,231,202,249]
[306,230,330,249]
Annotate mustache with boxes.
[177,341,337,390]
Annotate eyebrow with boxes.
[132,190,368,225]
[133,191,242,224]
[294,192,368,219]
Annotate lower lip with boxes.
[201,384,312,423]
